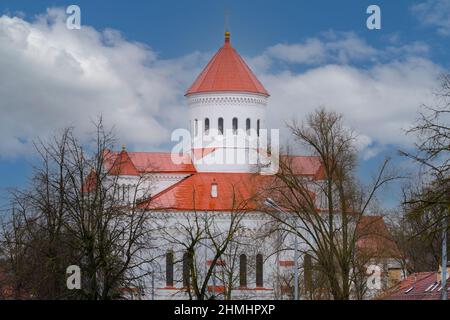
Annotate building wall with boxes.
[187,92,268,173]
[128,210,401,300]
[139,211,278,300]
[105,173,189,203]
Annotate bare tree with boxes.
[0,120,159,299]
[398,74,450,281]
[389,180,447,274]
[158,185,256,300]
[263,108,397,300]
[400,73,450,219]
[0,128,78,298]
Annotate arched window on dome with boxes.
[205,118,210,135]
[194,119,198,137]
[218,118,224,135]
[257,119,260,137]
[246,118,251,134]
[232,117,238,135]
[256,253,263,287]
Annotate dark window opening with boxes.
[239,254,247,287]
[166,251,174,287]
[304,253,313,292]
[218,118,224,135]
[183,251,192,287]
[256,254,263,287]
[205,118,210,134]
[232,118,238,135]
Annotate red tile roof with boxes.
[104,150,196,174]
[356,216,401,258]
[102,149,325,211]
[381,272,449,300]
[185,32,269,96]
[107,149,140,176]
[281,155,325,179]
[137,155,324,211]
[191,148,217,161]
[140,173,271,211]
[82,170,98,193]
[103,150,323,178]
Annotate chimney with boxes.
[387,267,403,287]
[437,261,450,282]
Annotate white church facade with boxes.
[101,32,401,300]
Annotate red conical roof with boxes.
[186,32,269,96]
[108,146,140,176]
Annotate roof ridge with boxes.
[108,149,139,175]
[146,173,196,203]
[209,46,224,91]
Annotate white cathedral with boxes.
[102,32,401,300]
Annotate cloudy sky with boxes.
[0,0,449,207]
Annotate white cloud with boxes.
[411,0,450,36]
[0,9,207,157]
[246,33,440,159]
[257,58,441,158]
[248,31,430,75]
[0,9,444,162]
[265,39,327,65]
[259,32,377,67]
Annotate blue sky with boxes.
[0,0,449,209]
[2,0,448,61]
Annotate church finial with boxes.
[225,30,230,43]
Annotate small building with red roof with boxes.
[380,264,450,300]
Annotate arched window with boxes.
[246,118,251,134]
[183,251,192,287]
[304,253,313,292]
[257,119,260,137]
[126,185,130,203]
[256,254,263,287]
[205,118,210,134]
[232,117,238,135]
[166,251,174,287]
[194,119,198,137]
[218,118,224,135]
[115,186,120,201]
[239,254,247,287]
